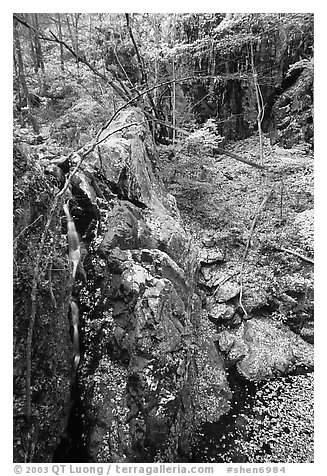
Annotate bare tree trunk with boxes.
[153,15,160,107]
[172,14,177,145]
[209,38,216,94]
[72,13,80,75]
[250,38,264,166]
[88,14,92,43]
[32,14,47,95]
[125,13,146,85]
[32,14,45,73]
[27,14,38,73]
[66,14,77,54]
[66,14,74,49]
[125,13,168,142]
[72,13,80,54]
[13,52,24,125]
[13,17,40,135]
[56,13,65,72]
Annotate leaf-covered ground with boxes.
[159,133,314,462]
[160,134,313,318]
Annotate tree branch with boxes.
[95,75,214,141]
[277,246,314,264]
[14,215,43,246]
[213,146,268,171]
[238,190,273,317]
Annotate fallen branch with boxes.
[243,190,273,263]
[238,190,273,317]
[277,246,314,264]
[212,147,268,170]
[171,177,212,187]
[213,146,267,171]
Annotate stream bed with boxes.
[192,371,314,463]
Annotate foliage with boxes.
[13,13,313,147]
[182,118,225,155]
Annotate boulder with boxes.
[207,301,235,322]
[199,265,224,288]
[202,234,216,248]
[241,287,269,313]
[214,281,240,303]
[199,248,225,265]
[95,108,164,208]
[217,317,313,381]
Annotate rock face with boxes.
[77,108,231,462]
[217,317,313,381]
[13,106,314,464]
[269,61,313,149]
[13,110,232,463]
[185,19,313,148]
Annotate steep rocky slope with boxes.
[159,132,314,462]
[13,108,313,463]
[13,108,231,462]
[72,108,231,462]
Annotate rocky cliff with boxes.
[72,108,231,462]
[13,107,313,463]
[13,108,231,462]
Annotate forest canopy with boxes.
[13,13,313,148]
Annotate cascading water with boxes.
[53,202,89,462]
